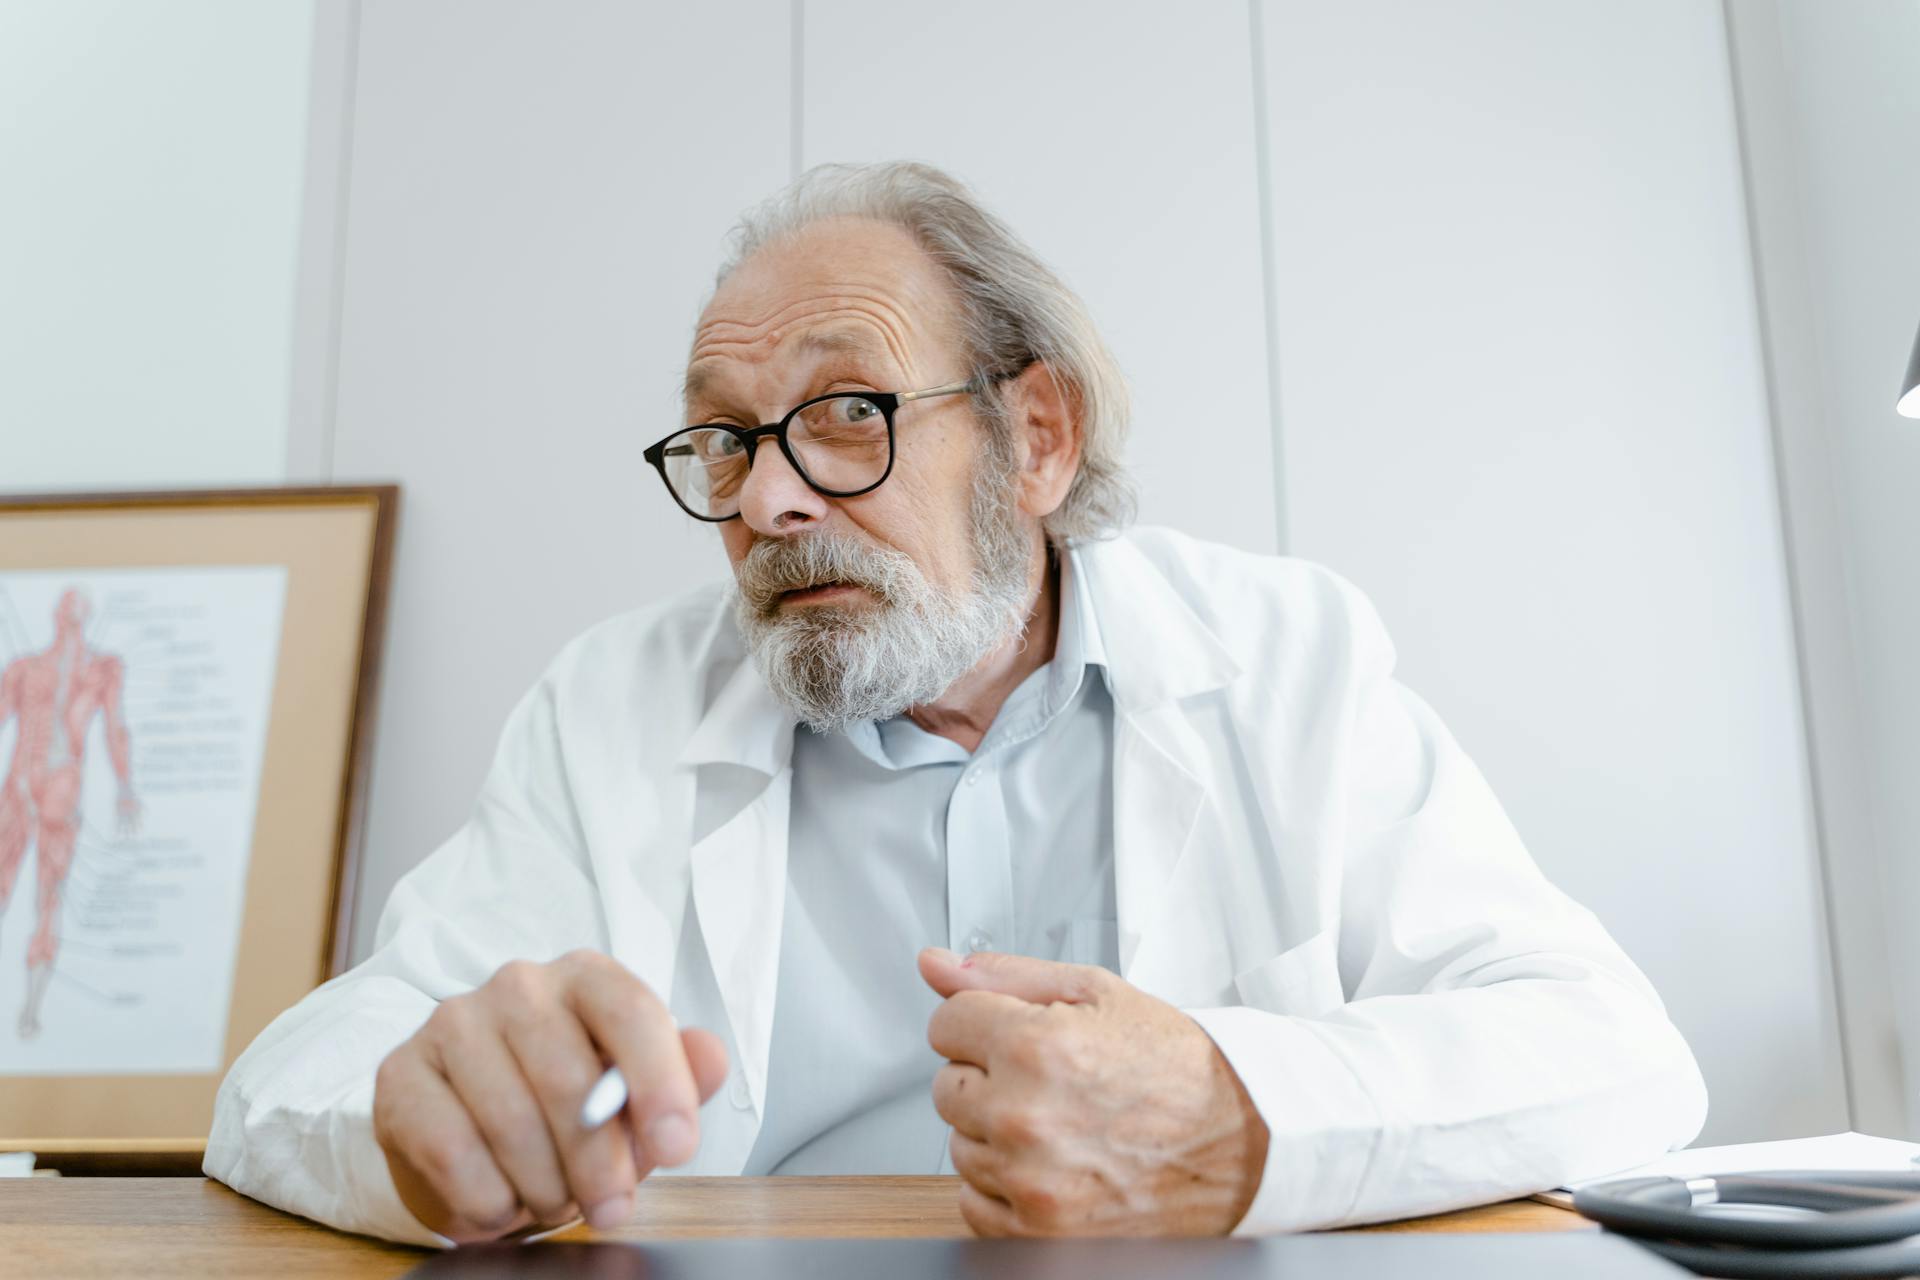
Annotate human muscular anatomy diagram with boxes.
[0,566,285,1075]
[0,589,139,1040]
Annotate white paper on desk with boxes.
[1532,1131,1920,1208]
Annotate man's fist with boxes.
[919,947,1269,1237]
[373,949,729,1242]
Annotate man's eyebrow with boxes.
[683,362,719,405]
[794,327,886,361]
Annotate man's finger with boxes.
[957,1180,1027,1238]
[918,947,1105,1006]
[439,1017,578,1224]
[948,1130,1011,1201]
[681,1026,729,1104]
[930,1062,991,1138]
[496,991,639,1226]
[562,953,702,1169]
[927,989,1030,1066]
[385,1050,526,1240]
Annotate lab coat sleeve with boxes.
[1185,590,1709,1235]
[205,670,611,1246]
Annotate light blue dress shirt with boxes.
[744,548,1117,1175]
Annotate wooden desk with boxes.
[1,1175,1591,1279]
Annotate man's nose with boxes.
[737,439,830,536]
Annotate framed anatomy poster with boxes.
[0,486,396,1142]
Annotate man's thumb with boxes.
[917,946,1103,1005]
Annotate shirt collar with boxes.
[1046,541,1107,713]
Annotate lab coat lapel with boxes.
[687,770,789,1119]
[1112,704,1208,980]
[680,658,797,1120]
[1075,536,1241,986]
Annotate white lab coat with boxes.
[205,526,1707,1244]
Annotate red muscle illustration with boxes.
[0,589,139,1039]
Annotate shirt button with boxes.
[729,1074,752,1110]
[965,927,994,954]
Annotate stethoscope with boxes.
[1573,1169,1920,1278]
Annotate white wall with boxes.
[1256,0,1845,1143]
[0,0,312,489]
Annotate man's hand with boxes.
[918,946,1269,1237]
[373,949,729,1242]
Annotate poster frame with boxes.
[0,485,397,1145]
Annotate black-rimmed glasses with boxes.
[644,379,979,522]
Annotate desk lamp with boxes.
[1901,318,1920,418]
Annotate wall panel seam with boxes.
[320,0,363,482]
[1246,0,1289,554]
[790,0,805,180]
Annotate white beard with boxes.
[731,442,1035,733]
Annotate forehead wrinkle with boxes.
[687,293,927,400]
[692,289,924,369]
[687,329,893,411]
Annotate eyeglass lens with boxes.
[660,394,889,518]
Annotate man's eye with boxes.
[694,431,744,459]
[836,397,880,423]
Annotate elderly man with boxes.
[207,162,1706,1245]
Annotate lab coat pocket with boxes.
[1068,917,1120,972]
[1232,931,1343,1017]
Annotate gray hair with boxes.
[714,161,1137,542]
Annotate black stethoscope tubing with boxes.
[1573,1170,1920,1279]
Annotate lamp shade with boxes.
[1902,318,1920,418]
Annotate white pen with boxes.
[579,1065,629,1130]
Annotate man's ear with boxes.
[1003,361,1083,523]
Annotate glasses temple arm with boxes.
[896,379,979,403]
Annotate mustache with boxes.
[733,534,918,615]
